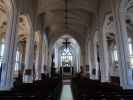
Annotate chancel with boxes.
[61,39,73,79]
[51,35,80,80]
[1,0,133,100]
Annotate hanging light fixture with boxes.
[64,0,68,30]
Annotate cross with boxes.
[62,38,70,49]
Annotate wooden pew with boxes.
[0,79,62,100]
[71,76,130,100]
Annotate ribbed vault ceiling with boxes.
[38,0,98,43]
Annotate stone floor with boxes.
[60,80,73,100]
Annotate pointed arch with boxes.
[50,34,81,77]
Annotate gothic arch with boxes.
[50,34,81,74]
[49,33,82,52]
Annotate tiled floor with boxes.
[60,81,73,100]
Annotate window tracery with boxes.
[61,47,73,67]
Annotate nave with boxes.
[1,0,133,99]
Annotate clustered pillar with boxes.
[23,30,34,83]
[111,0,133,89]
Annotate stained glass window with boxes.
[61,48,73,67]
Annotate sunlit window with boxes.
[0,38,5,69]
[128,38,133,68]
[112,45,118,62]
[61,48,73,67]
[14,50,22,71]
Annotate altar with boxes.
[60,66,74,79]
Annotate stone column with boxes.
[38,37,42,80]
[54,48,58,70]
[46,47,51,77]
[45,45,50,76]
[23,31,34,83]
[35,42,40,80]
[111,0,133,89]
[88,41,92,79]
[85,42,88,67]
[45,47,48,69]
[0,10,18,90]
[35,37,42,80]
[80,47,86,76]
[90,39,95,79]
[93,34,99,80]
[41,40,45,74]
[99,31,110,82]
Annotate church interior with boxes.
[0,0,133,99]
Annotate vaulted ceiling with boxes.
[37,0,99,44]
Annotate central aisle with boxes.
[60,80,73,100]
